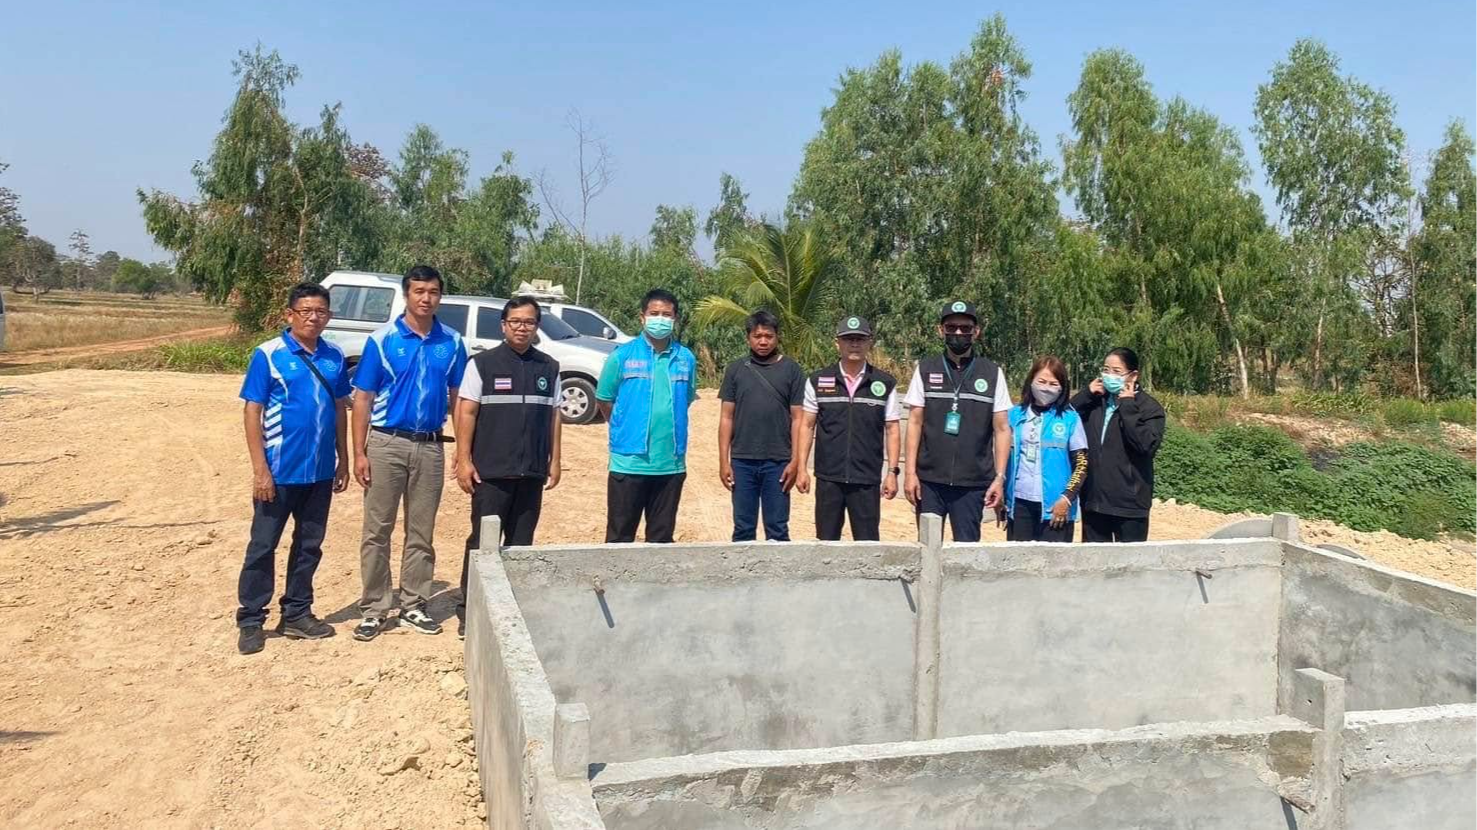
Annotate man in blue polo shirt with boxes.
[350,265,468,641]
[235,282,351,656]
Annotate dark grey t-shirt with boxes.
[719,355,806,461]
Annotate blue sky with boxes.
[1,0,1472,263]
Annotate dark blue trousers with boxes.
[236,480,332,628]
[731,458,791,541]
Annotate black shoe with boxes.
[352,617,386,642]
[277,614,335,640]
[399,607,442,635]
[456,615,466,640]
[238,625,266,655]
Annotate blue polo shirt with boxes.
[352,315,468,433]
[240,330,353,485]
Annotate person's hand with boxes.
[1050,496,1071,529]
[354,453,372,489]
[796,468,811,495]
[904,474,921,506]
[984,478,1005,509]
[780,461,800,493]
[455,458,480,495]
[545,465,561,491]
[333,460,349,493]
[252,467,276,503]
[1088,378,1105,396]
[1118,373,1138,399]
[882,471,898,500]
[719,460,734,492]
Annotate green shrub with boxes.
[1287,391,1373,419]
[157,338,256,373]
[1380,398,1436,430]
[1436,398,1476,426]
[1209,424,1308,476]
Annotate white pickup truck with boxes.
[319,271,617,425]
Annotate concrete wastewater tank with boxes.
[462,513,1475,830]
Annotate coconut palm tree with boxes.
[692,220,838,369]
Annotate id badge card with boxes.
[1024,442,1038,463]
[944,411,961,435]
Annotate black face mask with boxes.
[945,334,973,355]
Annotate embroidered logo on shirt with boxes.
[288,361,300,371]
[928,373,944,385]
[494,377,513,391]
[870,381,885,396]
[537,376,549,391]
[1053,422,1067,437]
[817,376,837,389]
[320,360,339,374]
[433,343,452,359]
[974,378,988,393]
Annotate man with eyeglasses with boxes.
[902,301,1013,542]
[450,296,563,638]
[234,282,351,655]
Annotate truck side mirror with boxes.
[602,326,616,340]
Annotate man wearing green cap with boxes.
[902,300,1012,542]
[795,315,901,541]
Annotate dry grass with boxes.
[3,290,227,352]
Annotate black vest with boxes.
[469,344,560,479]
[913,353,1001,487]
[809,363,897,485]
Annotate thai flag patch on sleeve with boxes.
[493,377,513,391]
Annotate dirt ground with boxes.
[1,370,1472,828]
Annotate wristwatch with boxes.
[888,466,901,475]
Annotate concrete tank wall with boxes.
[503,543,921,763]
[935,540,1283,736]
[1342,704,1477,830]
[1278,544,1477,712]
[590,718,1317,830]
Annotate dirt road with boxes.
[0,326,234,367]
[0,370,1470,828]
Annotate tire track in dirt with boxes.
[0,326,233,366]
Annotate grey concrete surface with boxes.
[591,718,1318,830]
[1278,543,1477,712]
[1342,704,1477,830]
[936,540,1282,736]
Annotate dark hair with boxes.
[501,296,542,322]
[1019,355,1071,415]
[287,282,330,309]
[640,288,679,317]
[402,265,444,293]
[1106,347,1140,373]
[745,310,781,335]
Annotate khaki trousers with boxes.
[359,430,444,616]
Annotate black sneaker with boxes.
[277,614,335,640]
[399,607,442,635]
[456,615,466,640]
[238,625,266,655]
[352,617,386,642]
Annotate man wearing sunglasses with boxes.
[902,301,1013,542]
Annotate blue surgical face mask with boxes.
[643,315,674,339]
[1101,373,1126,395]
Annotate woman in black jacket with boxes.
[1069,347,1166,542]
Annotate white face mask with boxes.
[1030,383,1059,407]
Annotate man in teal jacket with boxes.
[595,288,699,543]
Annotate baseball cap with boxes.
[939,300,978,323]
[836,315,873,337]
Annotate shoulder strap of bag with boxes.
[301,353,338,398]
[744,359,791,408]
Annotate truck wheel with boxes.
[559,377,598,425]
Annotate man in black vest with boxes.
[795,316,901,541]
[452,296,563,637]
[902,301,1012,542]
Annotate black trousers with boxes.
[605,472,686,543]
[459,477,545,614]
[1006,498,1075,543]
[1081,509,1150,543]
[816,478,881,541]
[236,480,333,628]
[917,481,987,543]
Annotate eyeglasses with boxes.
[504,319,539,330]
[943,325,975,335]
[1100,367,1129,376]
[839,335,871,343]
[291,308,330,319]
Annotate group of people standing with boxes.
[231,266,1165,655]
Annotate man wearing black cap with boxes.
[902,301,1012,542]
[795,316,901,541]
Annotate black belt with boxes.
[372,426,449,443]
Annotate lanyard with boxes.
[940,357,974,413]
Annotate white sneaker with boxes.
[399,607,442,635]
